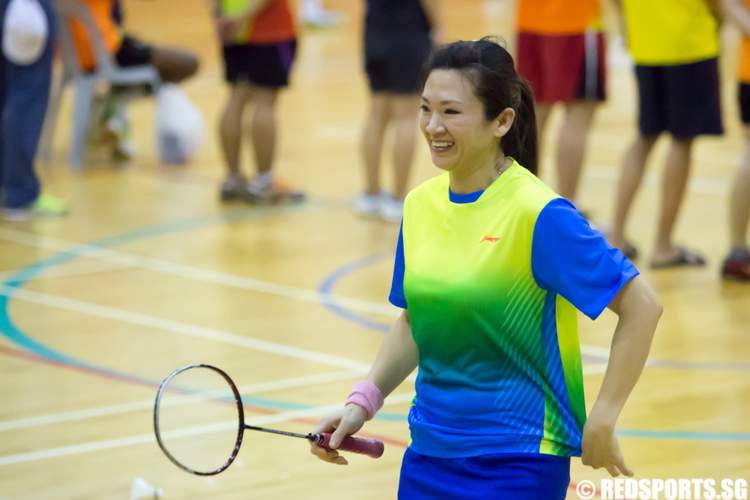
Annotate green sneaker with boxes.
[3,194,69,221]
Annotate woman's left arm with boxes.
[582,275,663,477]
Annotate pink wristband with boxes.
[346,381,384,421]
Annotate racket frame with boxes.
[153,363,245,476]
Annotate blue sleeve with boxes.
[531,198,640,320]
[388,223,407,308]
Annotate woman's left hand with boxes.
[581,407,634,477]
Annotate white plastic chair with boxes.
[39,0,160,168]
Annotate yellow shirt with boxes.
[623,0,719,65]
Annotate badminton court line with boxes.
[0,284,374,372]
[0,370,361,433]
[0,393,415,466]
[0,226,397,318]
[0,227,613,363]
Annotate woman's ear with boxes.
[493,107,516,139]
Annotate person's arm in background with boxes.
[419,0,444,45]
[722,0,750,34]
[309,310,419,465]
[707,0,725,24]
[582,275,662,477]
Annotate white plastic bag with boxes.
[2,0,48,65]
[155,84,204,165]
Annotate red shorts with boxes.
[516,31,606,104]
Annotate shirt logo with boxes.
[480,235,501,244]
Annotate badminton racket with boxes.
[153,363,384,476]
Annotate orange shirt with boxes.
[517,0,601,34]
[739,0,750,82]
[223,0,295,44]
[69,0,121,70]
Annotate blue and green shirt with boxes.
[389,161,638,458]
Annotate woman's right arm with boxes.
[310,310,418,465]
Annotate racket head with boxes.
[153,364,245,476]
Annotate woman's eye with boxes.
[445,109,460,115]
[420,105,430,112]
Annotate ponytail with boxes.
[502,78,538,175]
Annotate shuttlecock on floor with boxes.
[130,477,163,499]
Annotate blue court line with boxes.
[0,206,306,376]
[0,206,748,443]
[317,253,391,333]
[316,256,750,373]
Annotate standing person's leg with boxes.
[357,25,392,217]
[390,95,419,200]
[728,131,750,250]
[651,138,695,263]
[249,86,278,178]
[556,101,597,201]
[650,58,722,267]
[219,83,251,200]
[359,93,390,202]
[722,126,750,280]
[610,134,658,254]
[2,0,66,217]
[381,94,419,221]
[610,64,665,257]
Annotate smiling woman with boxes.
[310,38,663,500]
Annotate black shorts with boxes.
[739,83,750,124]
[635,58,723,139]
[222,40,297,88]
[115,34,152,67]
[364,31,432,94]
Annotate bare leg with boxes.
[535,103,552,177]
[250,87,279,175]
[150,45,199,84]
[652,138,693,261]
[556,101,597,201]
[390,95,419,199]
[729,128,750,251]
[610,134,658,250]
[360,94,390,195]
[219,83,250,178]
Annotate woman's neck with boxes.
[449,152,509,194]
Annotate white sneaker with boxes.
[302,6,341,28]
[379,195,403,223]
[354,192,382,218]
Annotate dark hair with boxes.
[422,37,538,174]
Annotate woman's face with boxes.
[419,69,511,175]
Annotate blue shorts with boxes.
[398,448,570,500]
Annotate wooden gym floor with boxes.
[0,1,747,498]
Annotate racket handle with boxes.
[317,433,384,459]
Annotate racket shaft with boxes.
[318,433,384,459]
[244,425,309,440]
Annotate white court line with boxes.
[0,227,398,318]
[0,393,415,466]
[0,285,373,373]
[0,370,360,433]
[0,226,612,363]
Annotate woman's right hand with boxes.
[309,404,368,465]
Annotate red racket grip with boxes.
[317,433,384,459]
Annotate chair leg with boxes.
[70,77,95,169]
